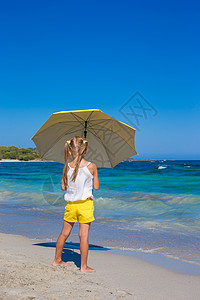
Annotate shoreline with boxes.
[0,159,55,162]
[0,159,154,163]
[1,232,200,300]
[110,247,200,276]
[1,227,200,277]
[0,159,199,163]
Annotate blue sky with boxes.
[1,0,200,159]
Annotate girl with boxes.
[52,136,100,272]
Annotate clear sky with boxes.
[1,0,200,159]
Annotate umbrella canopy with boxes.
[31,109,137,168]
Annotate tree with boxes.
[3,152,11,159]
[0,146,8,155]
[10,151,17,159]
[19,148,33,155]
[8,146,18,152]
[0,146,42,161]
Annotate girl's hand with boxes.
[88,163,100,190]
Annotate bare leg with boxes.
[79,222,96,272]
[52,221,74,266]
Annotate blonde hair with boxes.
[62,136,88,189]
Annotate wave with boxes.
[109,246,200,268]
[0,189,65,209]
[1,189,200,268]
[93,192,200,234]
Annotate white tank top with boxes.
[64,162,93,202]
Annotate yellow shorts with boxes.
[63,197,95,224]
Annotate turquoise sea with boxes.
[0,160,200,269]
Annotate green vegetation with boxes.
[0,146,42,161]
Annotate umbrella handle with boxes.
[84,121,87,138]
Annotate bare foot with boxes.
[80,266,96,273]
[52,260,71,266]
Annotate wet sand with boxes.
[0,233,200,300]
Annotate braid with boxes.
[62,141,70,189]
[63,137,88,186]
[71,138,88,182]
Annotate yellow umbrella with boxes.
[31,109,137,168]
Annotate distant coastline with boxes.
[0,158,153,163]
[0,159,54,163]
[0,146,155,162]
[127,158,154,161]
[0,146,41,162]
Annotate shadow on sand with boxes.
[33,242,110,268]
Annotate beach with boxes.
[0,159,151,163]
[0,159,54,163]
[0,160,200,299]
[1,0,200,297]
[1,233,200,300]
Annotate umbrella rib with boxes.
[69,111,96,137]
[70,111,96,124]
[70,113,85,127]
[39,125,83,158]
[40,119,98,159]
[40,113,101,158]
[88,120,135,157]
[70,110,98,139]
[87,119,120,133]
[70,111,115,132]
[83,126,112,166]
[86,110,95,122]
[84,126,114,161]
[35,111,135,164]
[90,127,113,154]
[89,118,135,146]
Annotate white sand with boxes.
[0,159,52,162]
[0,233,200,300]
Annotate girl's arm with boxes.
[61,176,66,191]
[91,163,100,190]
[61,165,68,191]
